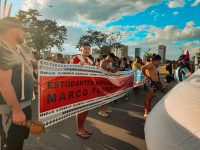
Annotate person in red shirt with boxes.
[70,42,93,138]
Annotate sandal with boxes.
[98,111,109,117]
[84,129,93,135]
[76,132,90,138]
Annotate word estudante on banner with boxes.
[38,60,135,127]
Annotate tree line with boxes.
[17,9,200,64]
[17,9,124,59]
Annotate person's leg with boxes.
[5,137,24,150]
[99,105,105,112]
[82,111,88,129]
[82,111,93,135]
[76,112,85,132]
[76,111,90,138]
[104,105,112,113]
[144,91,154,116]
[98,105,109,117]
[17,140,24,150]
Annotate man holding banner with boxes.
[70,42,94,138]
[98,53,116,117]
[39,45,134,131]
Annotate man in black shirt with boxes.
[0,17,34,150]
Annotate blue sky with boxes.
[3,0,200,59]
[107,1,200,28]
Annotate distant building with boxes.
[158,45,166,63]
[113,45,128,58]
[135,48,141,58]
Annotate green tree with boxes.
[143,48,153,62]
[77,30,123,56]
[195,49,200,65]
[17,9,67,59]
[191,56,196,63]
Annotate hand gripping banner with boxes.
[38,60,135,127]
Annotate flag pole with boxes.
[2,0,7,18]
[0,0,2,19]
[7,3,12,17]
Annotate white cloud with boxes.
[57,21,82,28]
[67,27,86,45]
[108,23,200,59]
[146,21,200,44]
[168,0,186,8]
[173,11,179,15]
[191,0,200,6]
[22,0,51,10]
[127,40,183,59]
[21,1,199,58]
[63,23,200,57]
[186,21,195,28]
[22,0,162,26]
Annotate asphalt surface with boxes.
[23,84,173,150]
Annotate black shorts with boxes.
[146,80,161,92]
[0,106,32,150]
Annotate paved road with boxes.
[24,86,169,150]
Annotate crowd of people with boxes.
[0,16,197,149]
[62,41,195,138]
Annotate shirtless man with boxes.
[100,54,117,73]
[141,54,161,117]
[98,53,116,117]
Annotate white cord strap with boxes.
[77,55,93,65]
[21,62,25,101]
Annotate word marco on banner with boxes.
[38,60,134,127]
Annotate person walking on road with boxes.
[141,54,161,117]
